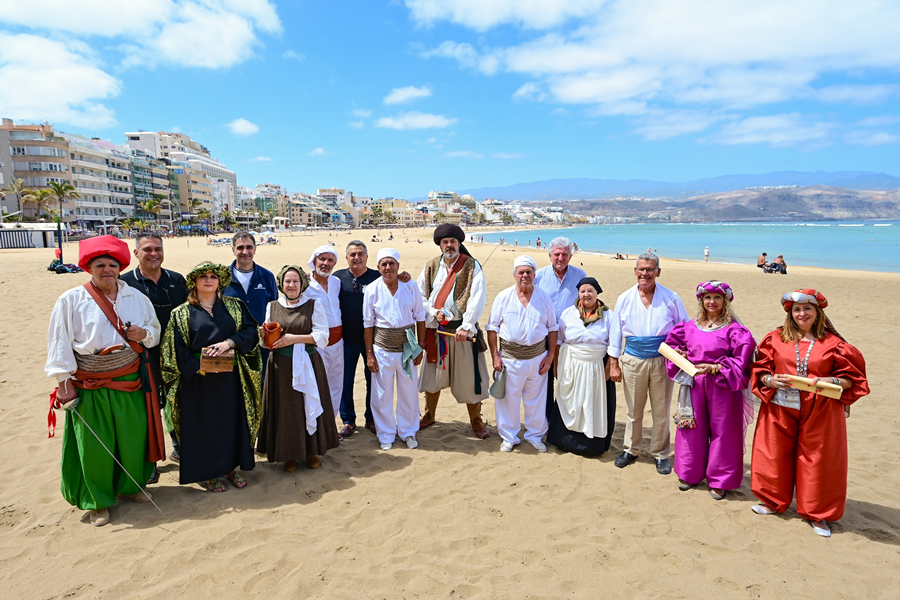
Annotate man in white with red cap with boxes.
[364,248,427,451]
[305,245,344,420]
[486,256,558,453]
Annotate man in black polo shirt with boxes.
[334,240,380,437]
[120,233,188,471]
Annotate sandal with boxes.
[205,478,227,493]
[226,471,248,489]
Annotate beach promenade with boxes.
[1,228,898,599]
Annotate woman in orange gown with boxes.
[749,289,869,538]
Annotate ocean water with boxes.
[477,221,900,273]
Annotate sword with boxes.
[69,404,164,515]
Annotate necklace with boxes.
[795,339,815,377]
[704,315,724,329]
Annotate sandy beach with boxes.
[1,227,898,599]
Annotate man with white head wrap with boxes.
[486,256,558,453]
[364,248,427,450]
[305,245,345,420]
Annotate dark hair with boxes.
[135,233,163,248]
[346,240,368,255]
[232,231,256,248]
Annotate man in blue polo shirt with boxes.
[224,231,278,372]
[534,236,586,419]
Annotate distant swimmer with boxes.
[704,246,709,262]
[757,252,768,269]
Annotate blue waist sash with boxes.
[624,335,667,359]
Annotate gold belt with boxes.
[500,338,546,360]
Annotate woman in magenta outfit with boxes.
[664,281,756,500]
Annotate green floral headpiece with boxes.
[186,261,232,292]
[277,264,309,296]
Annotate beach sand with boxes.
[1,228,898,599]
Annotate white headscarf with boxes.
[377,247,401,264]
[307,245,338,272]
[513,255,537,272]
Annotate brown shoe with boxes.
[284,460,298,472]
[307,455,321,470]
[365,421,377,434]
[473,427,491,440]
[339,424,356,437]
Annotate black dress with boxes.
[174,301,259,484]
[546,355,617,457]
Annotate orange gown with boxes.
[749,331,868,521]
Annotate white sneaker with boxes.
[500,441,514,452]
[405,436,418,449]
[531,441,548,453]
[380,443,392,451]
[751,504,774,515]
[811,520,832,538]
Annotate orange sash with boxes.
[426,256,468,364]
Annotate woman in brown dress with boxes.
[257,265,340,472]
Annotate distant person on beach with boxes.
[757,253,768,269]
[536,237,542,248]
[608,253,688,475]
[773,255,787,274]
[535,237,587,420]
[704,246,709,262]
[573,242,579,253]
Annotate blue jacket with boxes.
[224,261,278,326]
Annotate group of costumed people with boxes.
[46,233,868,539]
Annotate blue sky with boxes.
[1,0,899,198]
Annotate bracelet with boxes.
[762,374,774,387]
[832,377,841,386]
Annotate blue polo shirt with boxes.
[223,260,278,327]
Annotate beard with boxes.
[443,249,459,261]
[316,266,332,278]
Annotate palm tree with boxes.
[132,219,149,232]
[48,180,80,263]
[221,210,233,231]
[22,188,55,219]
[1,177,29,220]
[139,199,162,221]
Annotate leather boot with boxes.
[420,391,440,428]
[468,402,491,439]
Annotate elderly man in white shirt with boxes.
[534,236,587,419]
[417,223,491,439]
[487,256,558,453]
[364,249,427,451]
[608,253,688,474]
[305,245,345,420]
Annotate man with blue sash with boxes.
[608,253,688,474]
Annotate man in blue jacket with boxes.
[224,231,278,373]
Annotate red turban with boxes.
[77,235,131,272]
[781,289,827,312]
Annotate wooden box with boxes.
[200,347,235,372]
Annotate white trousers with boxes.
[319,340,344,418]
[371,346,420,445]
[495,352,548,445]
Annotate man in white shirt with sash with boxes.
[487,256,558,453]
[417,223,491,439]
[608,253,688,474]
[364,248,427,451]
[305,245,345,420]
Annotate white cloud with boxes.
[283,50,305,61]
[856,116,900,127]
[414,1,900,140]
[405,0,606,31]
[348,120,365,129]
[0,33,120,128]
[352,108,373,117]
[384,85,433,105]
[633,110,726,141]
[226,118,259,135]
[492,152,524,159]
[375,111,458,130]
[248,155,273,162]
[844,131,900,146]
[707,114,832,147]
[309,147,333,156]
[443,150,483,158]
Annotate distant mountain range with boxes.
[424,171,900,202]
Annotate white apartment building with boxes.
[125,131,237,187]
[317,187,353,208]
[64,133,134,228]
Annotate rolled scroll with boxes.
[658,342,698,377]
[786,375,843,399]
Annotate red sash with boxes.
[426,256,468,364]
[328,326,343,346]
[80,282,166,462]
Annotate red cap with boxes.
[78,235,131,272]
